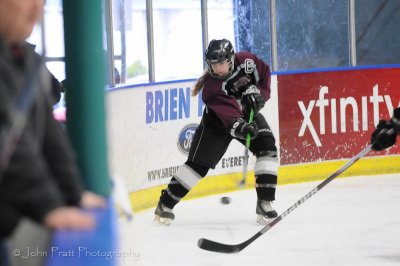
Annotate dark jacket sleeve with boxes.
[0,96,82,235]
[0,87,83,237]
[0,41,84,238]
[41,95,84,206]
[0,134,65,229]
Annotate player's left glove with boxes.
[241,85,265,117]
[371,120,397,151]
[229,117,259,140]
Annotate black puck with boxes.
[220,196,231,204]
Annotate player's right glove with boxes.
[241,85,265,117]
[229,117,258,140]
[371,120,397,151]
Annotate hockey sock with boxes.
[160,178,189,209]
[255,174,277,201]
[160,163,205,209]
[254,155,278,201]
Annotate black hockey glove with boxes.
[371,108,400,151]
[392,107,400,132]
[371,120,397,151]
[232,76,251,95]
[229,118,259,140]
[241,85,265,117]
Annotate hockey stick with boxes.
[238,109,255,187]
[198,144,372,253]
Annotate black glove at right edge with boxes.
[371,120,397,151]
[371,107,400,151]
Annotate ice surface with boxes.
[118,173,400,266]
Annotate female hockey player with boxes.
[154,39,279,226]
[155,39,278,225]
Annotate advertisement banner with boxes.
[278,67,400,165]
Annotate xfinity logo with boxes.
[177,124,198,155]
[298,85,399,147]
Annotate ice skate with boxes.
[154,201,175,226]
[256,199,277,225]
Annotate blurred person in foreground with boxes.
[0,0,106,251]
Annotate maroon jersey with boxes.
[201,51,271,129]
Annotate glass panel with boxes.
[26,24,43,54]
[152,0,203,81]
[112,0,149,84]
[233,0,271,66]
[45,0,62,7]
[208,0,235,43]
[45,61,66,82]
[276,0,349,71]
[355,0,400,66]
[43,3,65,59]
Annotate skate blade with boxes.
[256,215,273,226]
[154,215,172,226]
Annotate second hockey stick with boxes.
[198,144,372,253]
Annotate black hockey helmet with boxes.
[205,39,235,79]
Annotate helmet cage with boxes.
[205,39,235,79]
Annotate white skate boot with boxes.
[256,199,278,225]
[154,201,175,226]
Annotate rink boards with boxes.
[106,66,400,212]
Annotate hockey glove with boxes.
[241,85,265,117]
[232,76,251,96]
[391,107,400,133]
[229,118,259,140]
[371,120,397,151]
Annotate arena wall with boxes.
[106,67,400,212]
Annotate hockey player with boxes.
[154,39,279,225]
[371,107,400,151]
